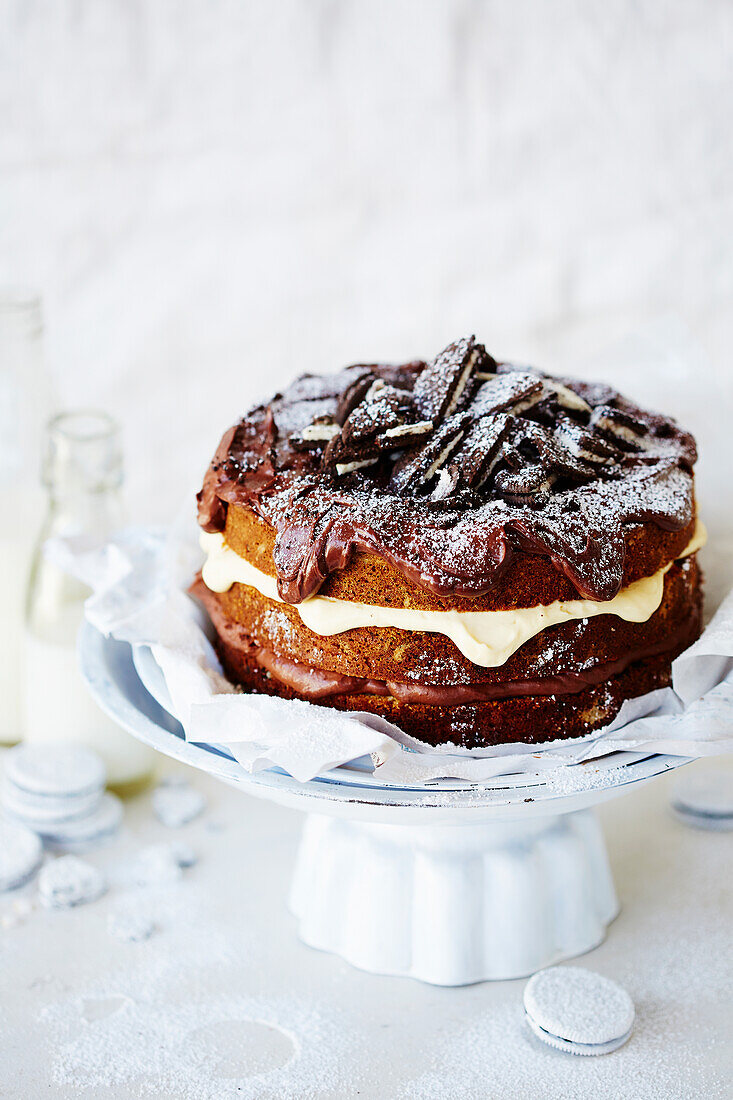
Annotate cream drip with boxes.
[199,521,706,669]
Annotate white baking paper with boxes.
[53,324,733,785]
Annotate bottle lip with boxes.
[48,410,119,444]
[43,409,123,493]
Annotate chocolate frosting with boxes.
[246,622,701,705]
[197,337,697,604]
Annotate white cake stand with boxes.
[79,622,688,986]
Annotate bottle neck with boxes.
[39,410,125,540]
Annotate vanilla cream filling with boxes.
[199,520,706,669]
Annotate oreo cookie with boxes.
[378,419,434,448]
[472,372,544,417]
[336,369,377,424]
[520,421,598,485]
[290,415,341,450]
[524,966,635,1056]
[555,418,619,466]
[495,460,555,506]
[413,336,487,422]
[390,413,472,494]
[590,405,648,451]
[341,382,414,447]
[543,378,592,415]
[450,413,512,489]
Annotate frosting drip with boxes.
[200,521,706,669]
[197,341,698,605]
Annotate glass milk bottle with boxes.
[24,411,156,791]
[0,290,52,744]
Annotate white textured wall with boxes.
[2,0,732,516]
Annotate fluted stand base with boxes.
[289,808,618,985]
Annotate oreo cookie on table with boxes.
[523,966,635,1056]
[413,335,490,422]
[5,744,105,801]
[1,777,102,823]
[671,768,733,830]
[1,743,122,852]
[38,793,124,851]
[0,821,43,892]
[38,855,107,909]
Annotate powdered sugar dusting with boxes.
[3,761,731,1098]
[524,966,634,1045]
[202,341,697,604]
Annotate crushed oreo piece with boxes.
[543,379,592,416]
[320,430,356,474]
[323,382,418,476]
[391,413,471,494]
[321,432,379,477]
[341,382,413,447]
[285,365,369,404]
[335,457,379,476]
[450,413,512,488]
[431,465,461,500]
[290,415,340,450]
[590,405,648,451]
[578,381,619,408]
[413,336,487,422]
[378,419,434,448]
[520,421,598,484]
[495,462,556,506]
[272,398,338,440]
[555,418,619,466]
[472,372,544,417]
[336,370,377,424]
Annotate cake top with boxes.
[197,336,697,604]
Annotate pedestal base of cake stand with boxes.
[81,627,688,988]
[289,807,617,985]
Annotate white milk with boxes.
[0,291,50,743]
[0,528,34,743]
[23,623,155,787]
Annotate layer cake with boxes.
[194,337,703,748]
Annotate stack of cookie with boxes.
[1,744,122,850]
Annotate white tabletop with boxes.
[2,751,731,1099]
